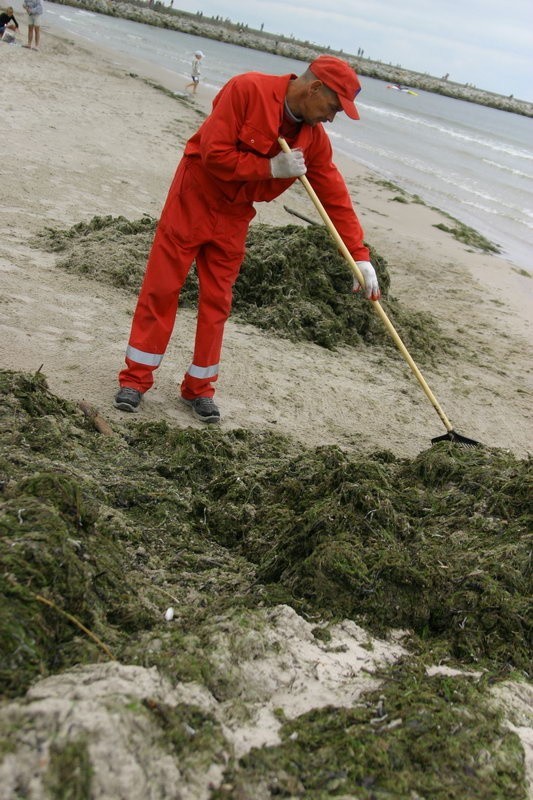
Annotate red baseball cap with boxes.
[309,55,361,120]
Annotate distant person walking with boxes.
[185,50,204,94]
[22,0,43,50]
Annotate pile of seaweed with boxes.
[1,369,531,797]
[34,215,450,357]
[212,659,526,800]
[1,369,530,696]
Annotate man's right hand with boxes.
[270,148,307,179]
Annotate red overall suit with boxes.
[118,71,370,400]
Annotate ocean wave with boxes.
[358,103,533,161]
[482,159,533,180]
[332,134,529,227]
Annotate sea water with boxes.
[46,5,533,273]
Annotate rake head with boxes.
[431,430,481,448]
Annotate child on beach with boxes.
[0,6,19,39]
[185,50,204,94]
[22,0,43,51]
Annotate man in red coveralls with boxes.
[114,55,381,423]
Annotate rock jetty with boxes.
[53,0,533,117]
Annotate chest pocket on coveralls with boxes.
[237,123,274,156]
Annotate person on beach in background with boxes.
[22,0,43,50]
[114,55,380,422]
[185,50,204,94]
[0,7,19,38]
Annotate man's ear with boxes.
[308,80,323,96]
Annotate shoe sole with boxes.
[114,400,140,413]
[180,397,220,424]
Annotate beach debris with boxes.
[0,367,530,797]
[164,607,175,621]
[283,204,319,226]
[0,367,530,703]
[33,214,452,360]
[433,218,501,253]
[78,400,115,436]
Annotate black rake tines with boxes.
[431,430,481,448]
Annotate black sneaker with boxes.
[181,396,220,424]
[114,386,142,412]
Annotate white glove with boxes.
[353,261,381,300]
[270,148,307,179]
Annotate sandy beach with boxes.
[1,22,532,799]
[1,26,531,457]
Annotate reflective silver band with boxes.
[187,362,219,379]
[126,345,164,367]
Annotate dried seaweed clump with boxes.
[214,443,531,671]
[1,369,530,705]
[239,224,450,359]
[128,411,532,672]
[0,369,530,797]
[0,370,266,698]
[34,216,449,358]
[0,371,158,696]
[33,214,157,292]
[212,660,525,800]
[232,223,388,348]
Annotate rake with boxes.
[278,137,480,447]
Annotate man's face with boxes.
[301,82,343,126]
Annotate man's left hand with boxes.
[353,261,381,300]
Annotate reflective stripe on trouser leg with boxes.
[181,217,249,400]
[126,346,164,367]
[119,346,165,394]
[187,363,220,379]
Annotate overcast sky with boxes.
[172,0,533,101]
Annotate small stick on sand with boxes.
[283,205,320,226]
[78,401,115,436]
[35,593,115,659]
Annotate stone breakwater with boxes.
[54,0,533,117]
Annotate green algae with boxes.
[0,374,154,696]
[433,220,501,254]
[369,178,500,254]
[212,659,527,799]
[0,368,531,796]
[34,215,156,292]
[44,738,93,800]
[230,223,392,349]
[142,700,226,764]
[0,481,152,695]
[1,368,531,696]
[232,445,532,670]
[33,216,451,359]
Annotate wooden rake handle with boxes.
[278,136,454,434]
